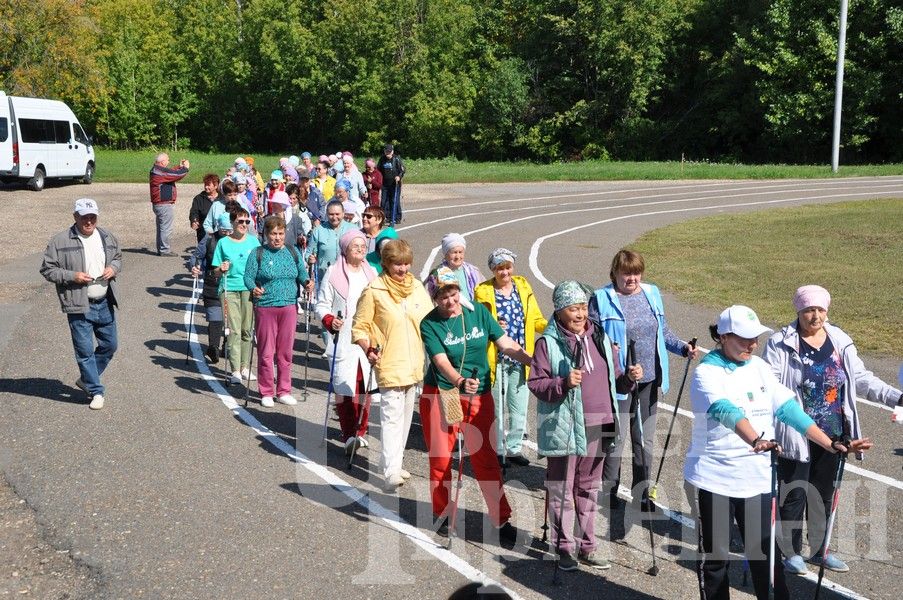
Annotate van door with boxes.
[70,122,93,178]
[57,121,81,176]
[0,96,13,174]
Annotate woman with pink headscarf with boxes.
[315,230,379,453]
[763,284,902,576]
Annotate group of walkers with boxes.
[42,156,903,600]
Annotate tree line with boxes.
[2,0,901,164]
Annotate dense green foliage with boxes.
[3,0,901,164]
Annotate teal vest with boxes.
[536,323,620,457]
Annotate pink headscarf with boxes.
[329,230,377,299]
[793,285,831,312]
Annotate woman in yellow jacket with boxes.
[352,239,433,490]
[474,248,547,466]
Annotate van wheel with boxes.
[27,167,45,191]
[82,163,94,184]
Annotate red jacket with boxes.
[149,164,189,204]
[363,169,382,207]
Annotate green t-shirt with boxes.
[211,234,261,293]
[421,303,504,392]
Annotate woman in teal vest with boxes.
[528,280,642,572]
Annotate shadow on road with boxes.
[0,377,90,406]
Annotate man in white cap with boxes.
[40,199,122,410]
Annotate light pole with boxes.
[831,0,849,173]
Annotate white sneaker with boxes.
[260,396,275,408]
[89,394,105,410]
[399,469,411,480]
[277,394,297,406]
[385,473,405,488]
[229,372,242,385]
[297,302,305,315]
[240,368,257,381]
[345,437,360,456]
[358,436,369,448]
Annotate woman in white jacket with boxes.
[762,285,902,575]
[315,230,379,454]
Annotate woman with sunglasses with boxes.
[211,207,261,385]
[360,206,397,273]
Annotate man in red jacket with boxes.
[149,152,189,257]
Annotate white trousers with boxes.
[378,384,418,478]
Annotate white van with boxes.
[0,91,96,191]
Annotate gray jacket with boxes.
[762,321,901,462]
[40,225,122,314]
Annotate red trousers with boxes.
[334,365,371,441]
[419,384,512,526]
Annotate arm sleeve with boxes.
[707,399,746,430]
[314,275,334,321]
[295,250,309,285]
[527,338,567,403]
[107,233,122,275]
[760,336,785,380]
[243,250,258,291]
[775,399,816,435]
[350,288,375,344]
[39,238,72,284]
[847,343,903,407]
[662,319,686,356]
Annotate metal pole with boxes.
[831,0,849,173]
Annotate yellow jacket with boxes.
[351,275,433,388]
[313,176,336,203]
[474,275,547,383]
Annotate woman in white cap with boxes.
[686,305,872,600]
[425,233,483,302]
[474,248,548,466]
[762,286,902,575]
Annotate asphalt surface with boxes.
[1,179,901,600]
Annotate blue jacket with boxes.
[589,282,683,399]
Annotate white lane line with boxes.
[182,287,524,599]
[405,177,903,214]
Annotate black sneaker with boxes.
[498,521,518,549]
[206,345,219,364]
[435,516,449,538]
[578,551,611,570]
[507,454,530,467]
[557,551,579,571]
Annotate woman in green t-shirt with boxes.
[419,266,531,543]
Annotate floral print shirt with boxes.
[799,335,846,437]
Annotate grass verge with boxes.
[632,198,903,356]
[94,150,903,184]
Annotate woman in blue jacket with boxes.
[589,249,697,514]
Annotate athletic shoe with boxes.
[783,554,808,575]
[399,469,411,480]
[809,553,849,573]
[497,521,518,549]
[229,372,243,385]
[276,394,297,406]
[345,437,360,456]
[435,516,449,538]
[240,368,257,381]
[75,378,92,398]
[206,345,219,364]
[297,302,304,315]
[507,454,530,467]
[260,396,275,408]
[89,394,105,410]
[385,473,405,488]
[557,551,578,571]
[158,251,177,257]
[578,551,611,570]
[358,436,369,448]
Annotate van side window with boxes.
[0,117,7,143]
[20,119,55,143]
[54,120,71,143]
[73,123,89,146]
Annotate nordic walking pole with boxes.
[391,184,399,225]
[552,339,582,584]
[301,266,314,403]
[320,310,343,445]
[540,489,549,543]
[221,263,232,383]
[499,361,508,477]
[649,336,697,500]
[185,273,200,364]
[447,368,478,550]
[348,345,380,470]
[768,444,780,600]
[629,339,659,576]
[814,441,849,600]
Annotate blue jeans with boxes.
[67,297,118,396]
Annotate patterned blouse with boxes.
[495,284,525,362]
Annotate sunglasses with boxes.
[234,219,251,225]
[362,213,375,219]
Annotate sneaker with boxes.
[276,394,297,406]
[89,394,105,410]
[783,554,808,575]
[297,302,304,315]
[578,551,611,570]
[358,436,369,448]
[557,550,579,571]
[229,372,243,385]
[75,378,92,398]
[507,453,530,467]
[809,553,849,573]
[240,368,257,381]
[399,469,411,480]
[260,396,275,408]
[206,345,219,364]
[345,437,360,456]
[498,521,518,549]
[435,516,449,538]
[385,473,405,488]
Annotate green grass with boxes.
[94,149,903,184]
[631,198,903,356]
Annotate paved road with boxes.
[1,179,901,599]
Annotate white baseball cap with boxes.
[716,305,773,339]
[74,198,99,216]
